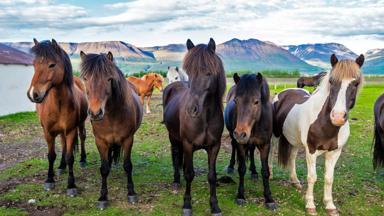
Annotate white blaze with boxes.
[29,86,34,99]
[332,80,353,114]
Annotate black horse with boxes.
[224,73,277,210]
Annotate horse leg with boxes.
[96,139,110,209]
[258,144,277,210]
[207,143,222,215]
[323,149,342,215]
[79,122,87,167]
[44,131,56,191]
[249,144,258,180]
[236,144,246,205]
[146,95,151,114]
[305,150,318,215]
[57,133,67,176]
[65,129,78,197]
[170,134,182,190]
[182,143,194,216]
[123,136,137,203]
[226,137,236,174]
[289,146,302,190]
[268,137,276,179]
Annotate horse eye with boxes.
[254,100,259,105]
[108,78,112,82]
[207,73,212,76]
[49,63,56,68]
[175,77,178,80]
[234,98,237,104]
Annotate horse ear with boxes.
[233,73,240,84]
[80,51,87,61]
[107,52,113,61]
[186,39,194,50]
[355,54,364,68]
[33,38,39,46]
[330,54,338,67]
[256,73,263,85]
[176,66,179,71]
[168,66,170,70]
[208,38,215,52]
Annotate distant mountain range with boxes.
[1,39,382,74]
[0,43,32,65]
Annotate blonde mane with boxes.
[330,60,361,82]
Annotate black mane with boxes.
[236,74,270,104]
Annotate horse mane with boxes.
[236,74,270,104]
[330,60,362,82]
[182,44,226,110]
[31,40,73,88]
[142,73,164,82]
[80,53,127,101]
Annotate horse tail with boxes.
[109,144,122,165]
[373,123,384,169]
[278,135,291,168]
[73,131,79,153]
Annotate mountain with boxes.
[143,44,186,61]
[364,48,384,74]
[5,41,155,61]
[284,43,358,69]
[0,43,33,65]
[217,38,319,72]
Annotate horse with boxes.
[297,72,327,88]
[373,93,384,169]
[167,66,189,84]
[224,73,277,210]
[162,38,226,216]
[225,81,259,180]
[27,39,88,196]
[80,51,143,209]
[127,72,164,114]
[273,54,364,215]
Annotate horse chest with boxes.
[181,115,223,146]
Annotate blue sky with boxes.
[0,0,383,53]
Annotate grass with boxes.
[0,80,384,215]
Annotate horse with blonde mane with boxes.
[127,73,164,113]
[273,54,364,216]
[27,39,88,196]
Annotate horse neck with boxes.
[46,81,74,108]
[105,80,131,112]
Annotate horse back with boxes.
[273,89,310,137]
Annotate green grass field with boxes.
[0,81,384,215]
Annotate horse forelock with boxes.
[31,40,73,87]
[330,60,362,83]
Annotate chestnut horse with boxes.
[163,38,226,216]
[373,93,384,169]
[297,71,327,88]
[80,51,143,209]
[273,54,364,215]
[27,39,88,196]
[224,73,277,210]
[127,73,164,114]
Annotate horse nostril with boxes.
[33,92,39,100]
[240,132,246,138]
[96,109,103,117]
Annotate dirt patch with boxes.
[0,138,46,171]
[0,200,64,216]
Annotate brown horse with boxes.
[224,73,277,210]
[27,39,88,196]
[163,38,226,216]
[127,73,164,114]
[373,93,384,169]
[297,71,327,88]
[80,51,143,209]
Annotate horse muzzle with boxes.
[88,108,105,121]
[330,110,347,126]
[233,129,250,144]
[27,90,46,104]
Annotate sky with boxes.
[0,0,383,54]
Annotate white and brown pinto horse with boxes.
[273,54,364,215]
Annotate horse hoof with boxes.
[265,202,278,210]
[79,161,87,168]
[292,182,303,190]
[226,166,234,174]
[182,208,192,216]
[57,169,65,176]
[67,188,78,197]
[97,201,108,210]
[211,212,222,216]
[44,182,55,191]
[306,208,317,215]
[326,209,339,216]
[250,173,258,181]
[235,198,246,206]
[128,195,138,203]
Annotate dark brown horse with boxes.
[80,51,143,209]
[297,71,327,88]
[163,38,226,216]
[27,39,88,196]
[224,73,277,210]
[373,93,384,169]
